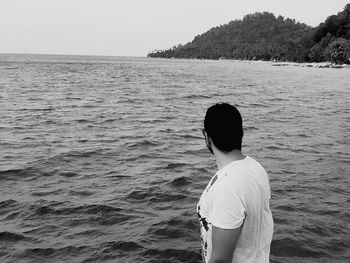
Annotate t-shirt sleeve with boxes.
[208,183,246,229]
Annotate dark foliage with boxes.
[148,4,350,64]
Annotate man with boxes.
[197,103,273,263]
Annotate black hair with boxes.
[204,103,244,152]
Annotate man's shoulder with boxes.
[223,156,262,175]
[219,156,268,190]
[235,155,267,175]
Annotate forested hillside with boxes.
[148,4,350,64]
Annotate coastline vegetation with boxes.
[148,4,350,64]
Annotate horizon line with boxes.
[0,52,147,58]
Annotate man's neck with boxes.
[214,149,245,170]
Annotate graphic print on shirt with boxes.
[197,205,209,261]
[197,174,218,262]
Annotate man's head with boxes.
[203,103,244,153]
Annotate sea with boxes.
[0,54,349,263]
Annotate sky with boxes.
[0,0,349,57]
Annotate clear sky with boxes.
[0,0,348,57]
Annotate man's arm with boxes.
[208,225,241,263]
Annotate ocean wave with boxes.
[76,119,92,123]
[101,240,143,252]
[271,238,326,258]
[96,118,120,124]
[271,215,289,225]
[19,245,89,259]
[152,217,197,230]
[168,176,192,187]
[180,134,202,139]
[265,145,286,151]
[0,199,18,209]
[274,205,297,212]
[79,241,143,262]
[25,203,134,227]
[126,140,159,149]
[164,162,190,169]
[31,189,64,197]
[65,96,82,100]
[138,118,168,124]
[0,231,32,242]
[249,102,269,108]
[148,227,186,239]
[58,171,79,177]
[127,189,152,200]
[0,167,39,181]
[32,203,123,216]
[244,125,258,131]
[32,149,105,167]
[68,189,95,197]
[182,94,211,99]
[142,248,202,263]
[127,188,188,204]
[149,192,188,203]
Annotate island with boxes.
[148,4,350,65]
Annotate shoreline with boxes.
[220,59,350,69]
[149,56,350,69]
[269,61,350,69]
[217,58,350,69]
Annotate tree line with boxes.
[148,4,350,64]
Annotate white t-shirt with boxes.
[197,156,274,263]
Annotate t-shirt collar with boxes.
[215,155,248,179]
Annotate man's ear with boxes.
[204,132,211,145]
[207,135,212,147]
[205,134,214,155]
